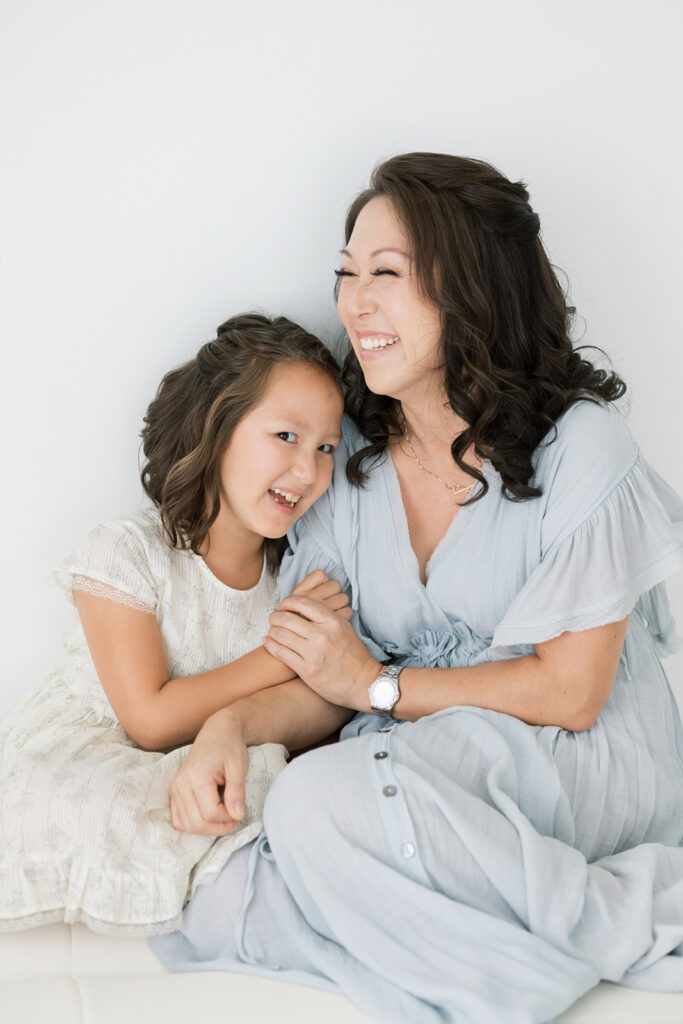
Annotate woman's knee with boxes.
[263,742,360,851]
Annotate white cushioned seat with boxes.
[1,924,681,1023]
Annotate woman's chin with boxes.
[361,373,401,399]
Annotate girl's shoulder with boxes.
[55,506,173,610]
[79,507,169,561]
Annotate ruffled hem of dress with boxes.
[0,905,182,937]
[0,821,264,938]
[490,454,683,651]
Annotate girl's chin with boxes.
[259,502,305,539]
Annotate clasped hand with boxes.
[263,579,380,709]
[170,570,374,835]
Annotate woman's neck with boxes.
[398,396,469,455]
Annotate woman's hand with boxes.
[169,708,248,835]
[263,595,380,708]
[290,569,353,621]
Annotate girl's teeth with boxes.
[272,488,301,506]
[360,335,399,351]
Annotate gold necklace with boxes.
[400,416,477,499]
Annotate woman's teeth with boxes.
[270,488,301,508]
[360,334,399,351]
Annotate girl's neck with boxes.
[200,519,265,591]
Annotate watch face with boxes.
[372,678,397,710]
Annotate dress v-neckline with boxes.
[382,452,488,592]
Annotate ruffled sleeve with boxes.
[52,513,159,614]
[490,403,683,652]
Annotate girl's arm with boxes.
[263,596,629,732]
[169,681,353,835]
[74,570,349,751]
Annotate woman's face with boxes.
[336,196,442,404]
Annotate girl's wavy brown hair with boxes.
[341,153,626,500]
[141,312,341,573]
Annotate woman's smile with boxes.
[357,330,401,356]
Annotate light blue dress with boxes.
[151,401,683,1023]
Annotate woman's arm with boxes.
[386,618,628,730]
[263,596,629,732]
[169,680,353,835]
[74,570,349,751]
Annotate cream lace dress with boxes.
[0,508,288,935]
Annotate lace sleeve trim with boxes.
[70,574,156,614]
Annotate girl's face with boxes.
[336,196,443,405]
[216,362,343,546]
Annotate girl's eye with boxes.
[373,268,398,276]
[277,432,297,443]
[334,268,354,278]
[318,443,335,454]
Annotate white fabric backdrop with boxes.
[1,0,681,716]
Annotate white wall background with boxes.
[1,0,682,718]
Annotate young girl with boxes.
[0,312,345,936]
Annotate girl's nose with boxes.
[292,448,317,487]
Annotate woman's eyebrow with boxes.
[339,247,410,259]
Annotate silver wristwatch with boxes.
[368,663,403,716]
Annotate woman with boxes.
[151,154,683,1024]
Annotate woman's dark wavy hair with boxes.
[341,153,626,500]
[140,312,342,573]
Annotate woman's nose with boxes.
[340,276,376,319]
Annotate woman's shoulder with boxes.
[531,400,641,551]
[336,415,391,486]
[339,414,369,457]
[534,400,637,491]
[283,417,369,559]
[322,416,371,502]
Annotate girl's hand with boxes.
[263,596,380,709]
[290,570,353,621]
[169,709,248,835]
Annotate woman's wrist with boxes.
[353,657,384,712]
